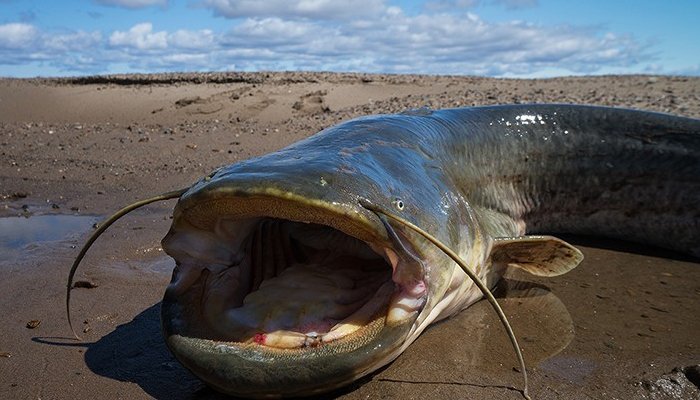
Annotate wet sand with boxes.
[0,72,699,399]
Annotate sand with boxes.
[0,72,698,399]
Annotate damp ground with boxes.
[1,208,697,400]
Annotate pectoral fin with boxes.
[491,235,583,277]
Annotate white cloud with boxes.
[202,0,386,19]
[425,0,536,10]
[425,0,481,10]
[210,11,650,76]
[0,23,38,49]
[169,29,215,49]
[109,23,167,50]
[95,0,167,9]
[45,31,102,52]
[108,23,217,52]
[0,24,103,73]
[223,18,317,46]
[493,0,538,9]
[162,53,210,64]
[0,6,665,78]
[93,13,651,76]
[100,24,222,73]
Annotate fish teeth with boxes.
[260,330,307,348]
[386,289,426,326]
[322,280,394,342]
[386,304,414,325]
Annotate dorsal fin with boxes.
[492,235,583,277]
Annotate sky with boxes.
[0,0,698,78]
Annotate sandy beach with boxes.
[0,72,699,399]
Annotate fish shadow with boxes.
[559,234,699,262]
[80,303,363,400]
[81,303,213,399]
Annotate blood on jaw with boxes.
[254,332,267,344]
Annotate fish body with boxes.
[158,104,699,397]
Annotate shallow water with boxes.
[0,214,97,260]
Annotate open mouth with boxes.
[163,214,427,350]
[65,190,432,396]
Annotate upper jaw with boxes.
[174,183,387,245]
[162,188,429,339]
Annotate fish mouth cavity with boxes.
[161,198,427,351]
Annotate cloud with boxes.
[210,10,646,76]
[109,23,168,50]
[426,0,537,10]
[0,6,660,78]
[109,23,216,51]
[46,31,103,52]
[94,0,167,8]
[223,18,316,46]
[0,24,103,74]
[201,0,386,19]
[101,24,219,72]
[0,23,38,49]
[169,29,215,49]
[493,0,538,9]
[425,0,479,11]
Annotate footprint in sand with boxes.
[293,90,330,114]
[174,96,224,115]
[228,89,277,120]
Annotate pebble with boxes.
[73,280,99,289]
[26,320,41,329]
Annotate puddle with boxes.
[0,214,97,258]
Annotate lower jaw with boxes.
[161,290,416,398]
[159,210,425,394]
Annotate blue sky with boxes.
[0,0,698,78]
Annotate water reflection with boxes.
[376,278,574,389]
[0,214,97,260]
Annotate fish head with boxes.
[159,117,486,397]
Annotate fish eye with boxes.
[393,199,404,211]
